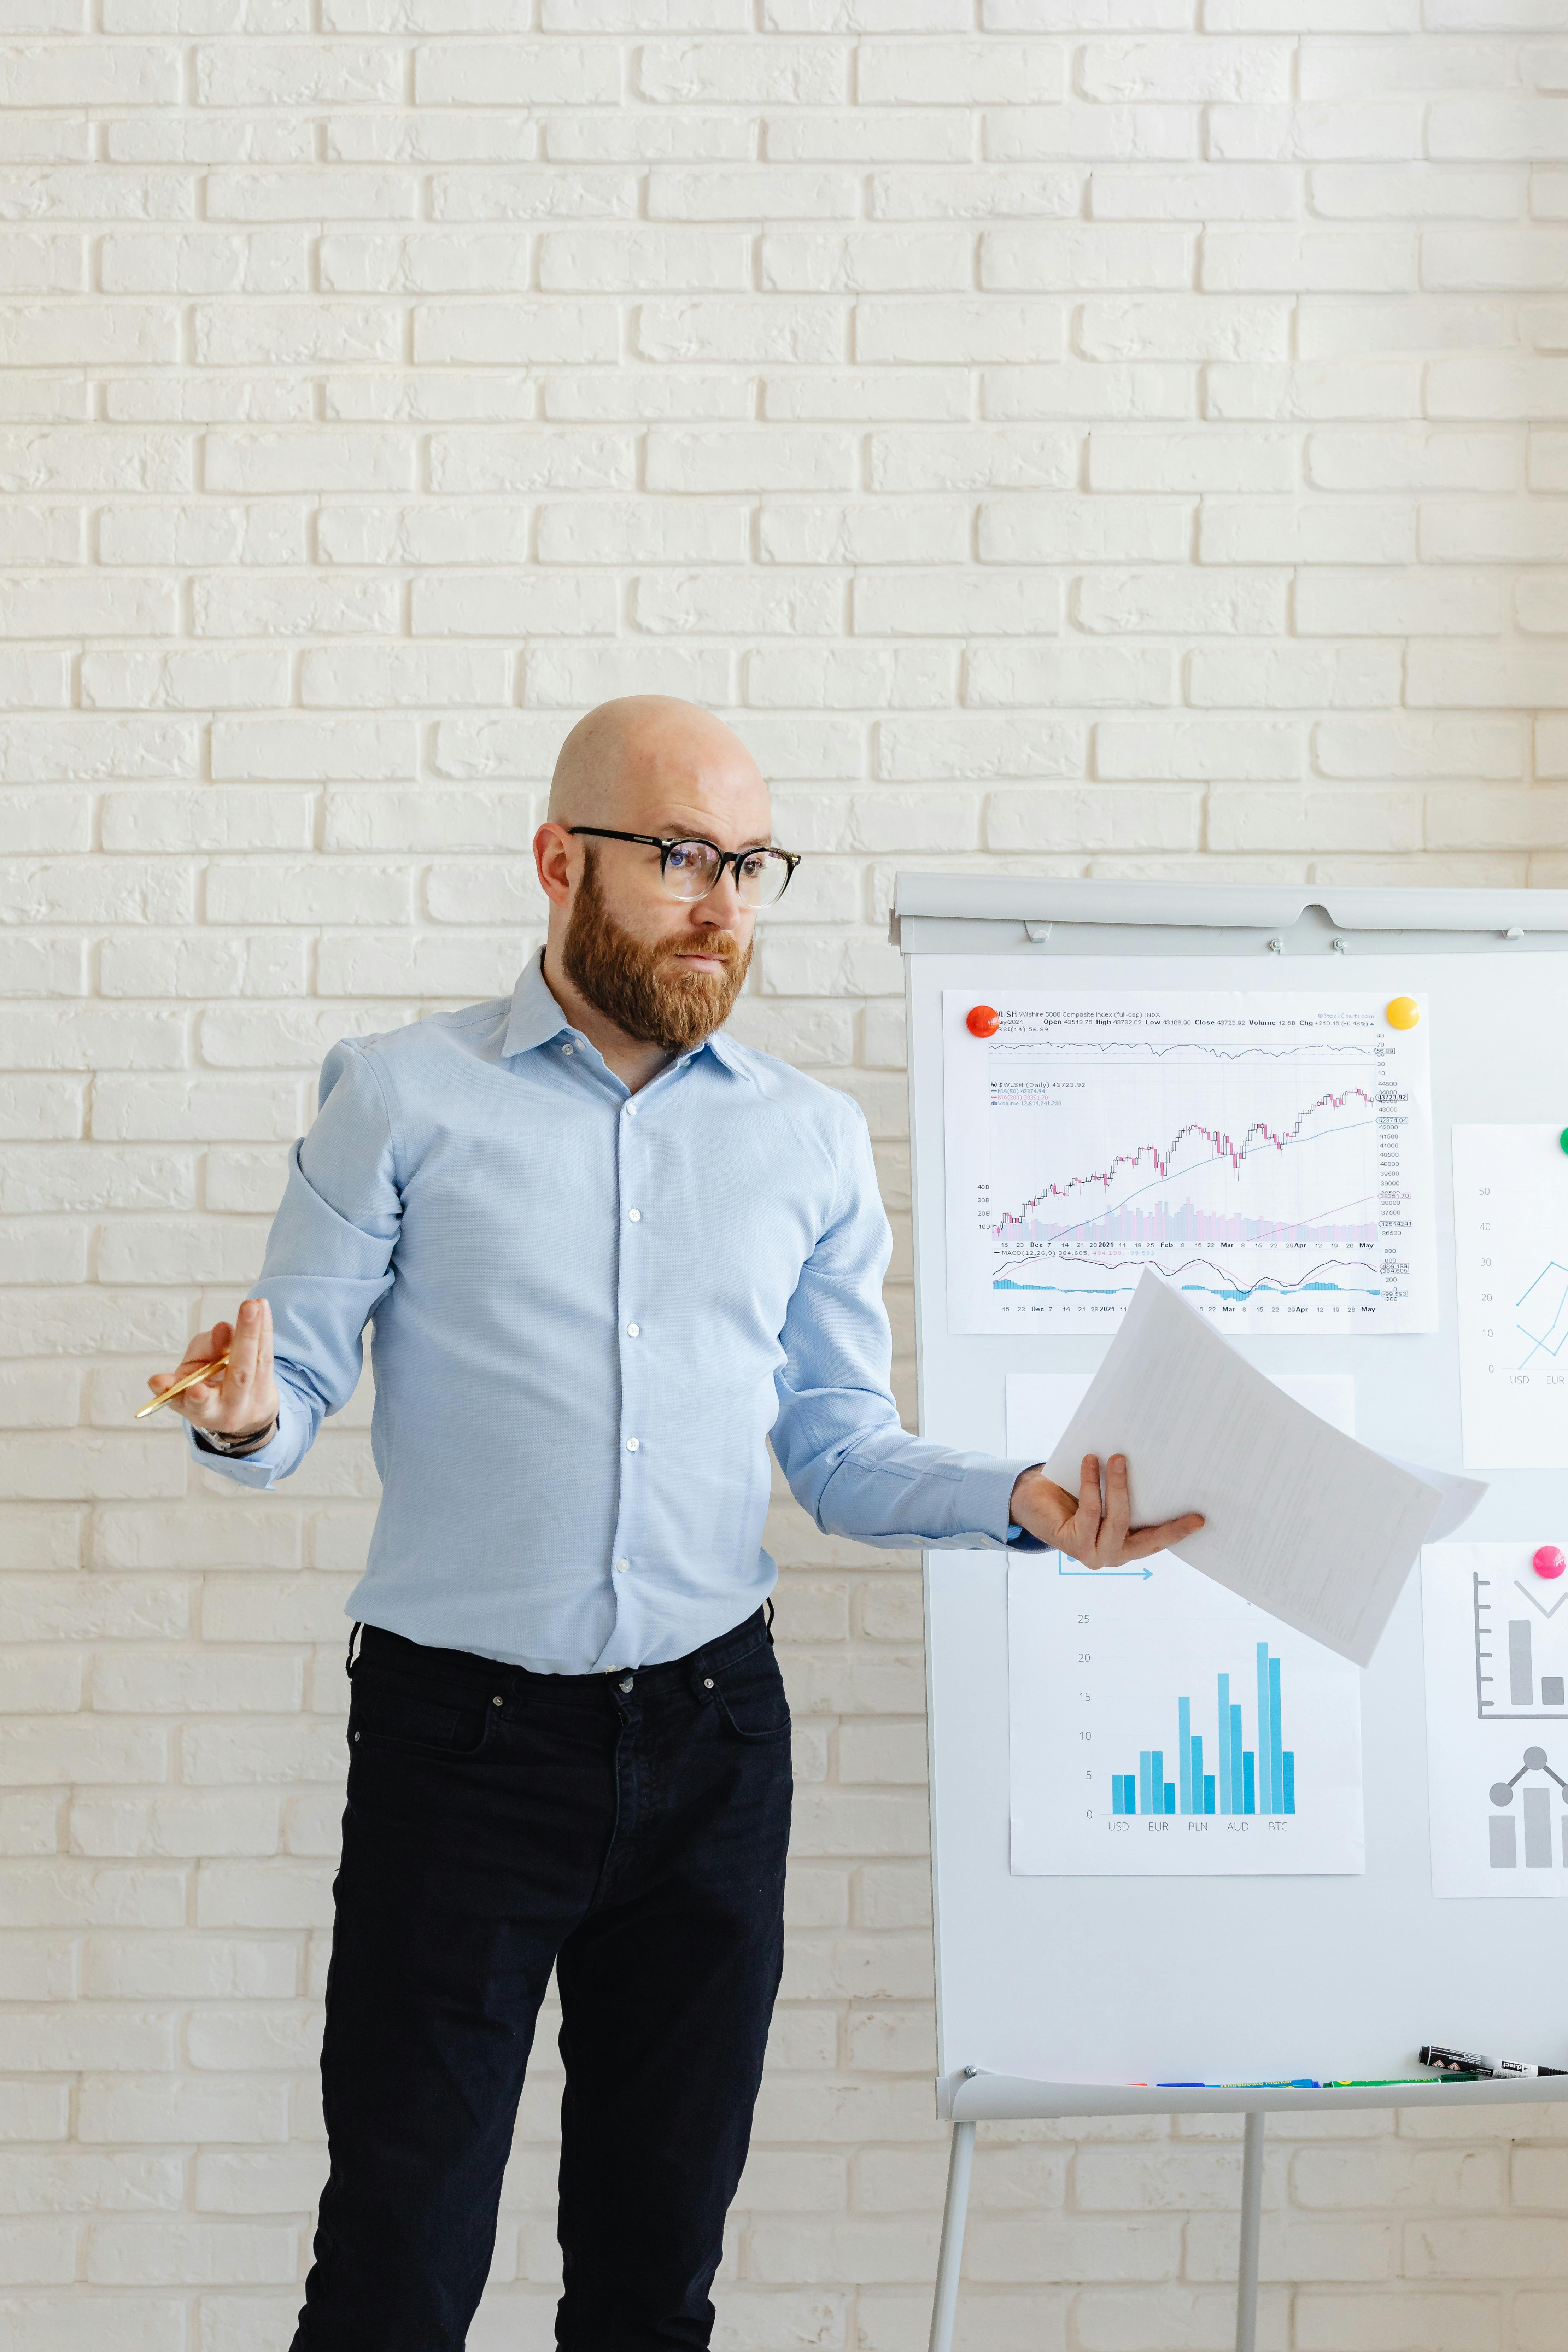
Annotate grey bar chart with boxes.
[1488,1746,1568,1870]
[1474,1573,1568,1719]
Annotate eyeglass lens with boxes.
[662,842,792,907]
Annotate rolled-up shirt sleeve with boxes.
[769,1098,1041,1551]
[186,1037,401,1491]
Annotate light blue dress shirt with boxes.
[190,952,1038,1674]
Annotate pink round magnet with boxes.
[1533,1545,1566,1580]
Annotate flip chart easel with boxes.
[894,878,1568,2352]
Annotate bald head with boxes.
[534,695,772,1075]
[547,695,767,833]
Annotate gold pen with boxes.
[135,1350,231,1418]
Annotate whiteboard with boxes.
[900,880,1568,2111]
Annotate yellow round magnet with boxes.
[1386,996,1420,1030]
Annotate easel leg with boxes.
[927,2118,976,2352]
[1235,2109,1264,2352]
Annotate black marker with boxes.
[1420,2043,1568,2080]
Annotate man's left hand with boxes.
[1009,1454,1203,1569]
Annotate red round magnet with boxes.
[1533,1546,1566,1580]
[966,1005,999,1038]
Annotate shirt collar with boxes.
[500,950,572,1059]
[501,948,750,1078]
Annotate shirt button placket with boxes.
[614,1094,641,1631]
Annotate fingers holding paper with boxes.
[1008,1453,1204,1570]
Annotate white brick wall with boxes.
[2,5,1566,2346]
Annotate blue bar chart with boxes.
[1006,1369,1366,1879]
[1010,1550,1365,1878]
[1115,1645,1295,1819]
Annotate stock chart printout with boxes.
[1423,1545,1568,1899]
[1007,1372,1364,1877]
[944,991,1437,1334]
[1453,1127,1568,1470]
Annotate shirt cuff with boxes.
[185,1410,292,1486]
[953,1456,1044,1547]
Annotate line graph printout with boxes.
[1007,1373,1365,1878]
[1453,1127,1568,1470]
[944,991,1436,1334]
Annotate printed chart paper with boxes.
[1036,1271,1465,1668]
[1422,1545,1568,1899]
[944,990,1437,1336]
[1453,1125,1568,1470]
[1006,1372,1365,1878]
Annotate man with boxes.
[147,695,1200,2351]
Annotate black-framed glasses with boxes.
[568,827,801,910]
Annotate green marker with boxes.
[1326,2075,1482,2087]
[1561,1128,1568,1156]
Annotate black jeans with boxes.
[290,1607,792,2352]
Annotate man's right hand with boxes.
[147,1297,280,1441]
[1009,1452,1203,1568]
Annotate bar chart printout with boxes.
[1423,1546,1568,1898]
[1006,1369,1363,1877]
[1473,1567,1568,1720]
[943,990,1437,1336]
[1009,1560,1364,1879]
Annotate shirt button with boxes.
[615,1558,629,1573]
[561,1044,574,1056]
[627,1208,641,1223]
[625,1102,637,1116]
[626,1322,640,1337]
[625,1437,640,1452]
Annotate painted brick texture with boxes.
[1,6,1567,2348]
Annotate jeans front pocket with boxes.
[711,1642,792,1743]
[349,1667,493,1760]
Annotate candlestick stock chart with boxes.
[945,992,1437,1334]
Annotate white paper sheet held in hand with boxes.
[1040,1271,1486,1667]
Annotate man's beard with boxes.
[561,850,752,1052]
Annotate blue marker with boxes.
[1157,2078,1321,2089]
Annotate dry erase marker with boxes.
[1420,2043,1568,2079]
[1156,2079,1321,2089]
[1162,2079,1321,2090]
[1327,2076,1481,2088]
